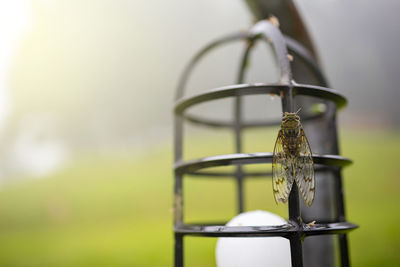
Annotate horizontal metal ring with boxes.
[174,83,347,115]
[174,221,358,238]
[174,153,352,175]
[186,165,334,178]
[183,112,324,129]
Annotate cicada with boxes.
[272,111,315,206]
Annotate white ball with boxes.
[215,210,291,267]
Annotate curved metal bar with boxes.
[236,35,255,84]
[284,35,329,87]
[175,28,330,103]
[175,223,294,238]
[174,83,347,115]
[175,21,294,101]
[186,165,334,178]
[250,20,292,84]
[186,171,239,177]
[175,29,332,106]
[174,152,352,175]
[175,31,251,101]
[304,222,358,237]
[292,82,346,107]
[183,112,324,129]
[174,222,358,237]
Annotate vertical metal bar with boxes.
[290,233,304,267]
[233,40,254,214]
[174,175,184,225]
[288,183,301,222]
[288,183,304,267]
[282,87,294,112]
[174,115,184,267]
[174,115,184,225]
[334,167,350,267]
[233,94,244,213]
[334,170,346,223]
[339,234,350,267]
[175,233,184,267]
[283,85,303,267]
[174,115,183,162]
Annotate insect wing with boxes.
[272,130,294,204]
[294,128,315,206]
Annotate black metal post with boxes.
[234,96,244,213]
[288,183,304,267]
[175,233,184,267]
[334,168,350,267]
[174,114,184,266]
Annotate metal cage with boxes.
[173,20,357,267]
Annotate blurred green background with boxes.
[0,130,399,266]
[0,0,399,266]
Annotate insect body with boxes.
[272,112,315,206]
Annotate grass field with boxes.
[0,129,399,266]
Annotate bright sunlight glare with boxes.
[0,0,32,126]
